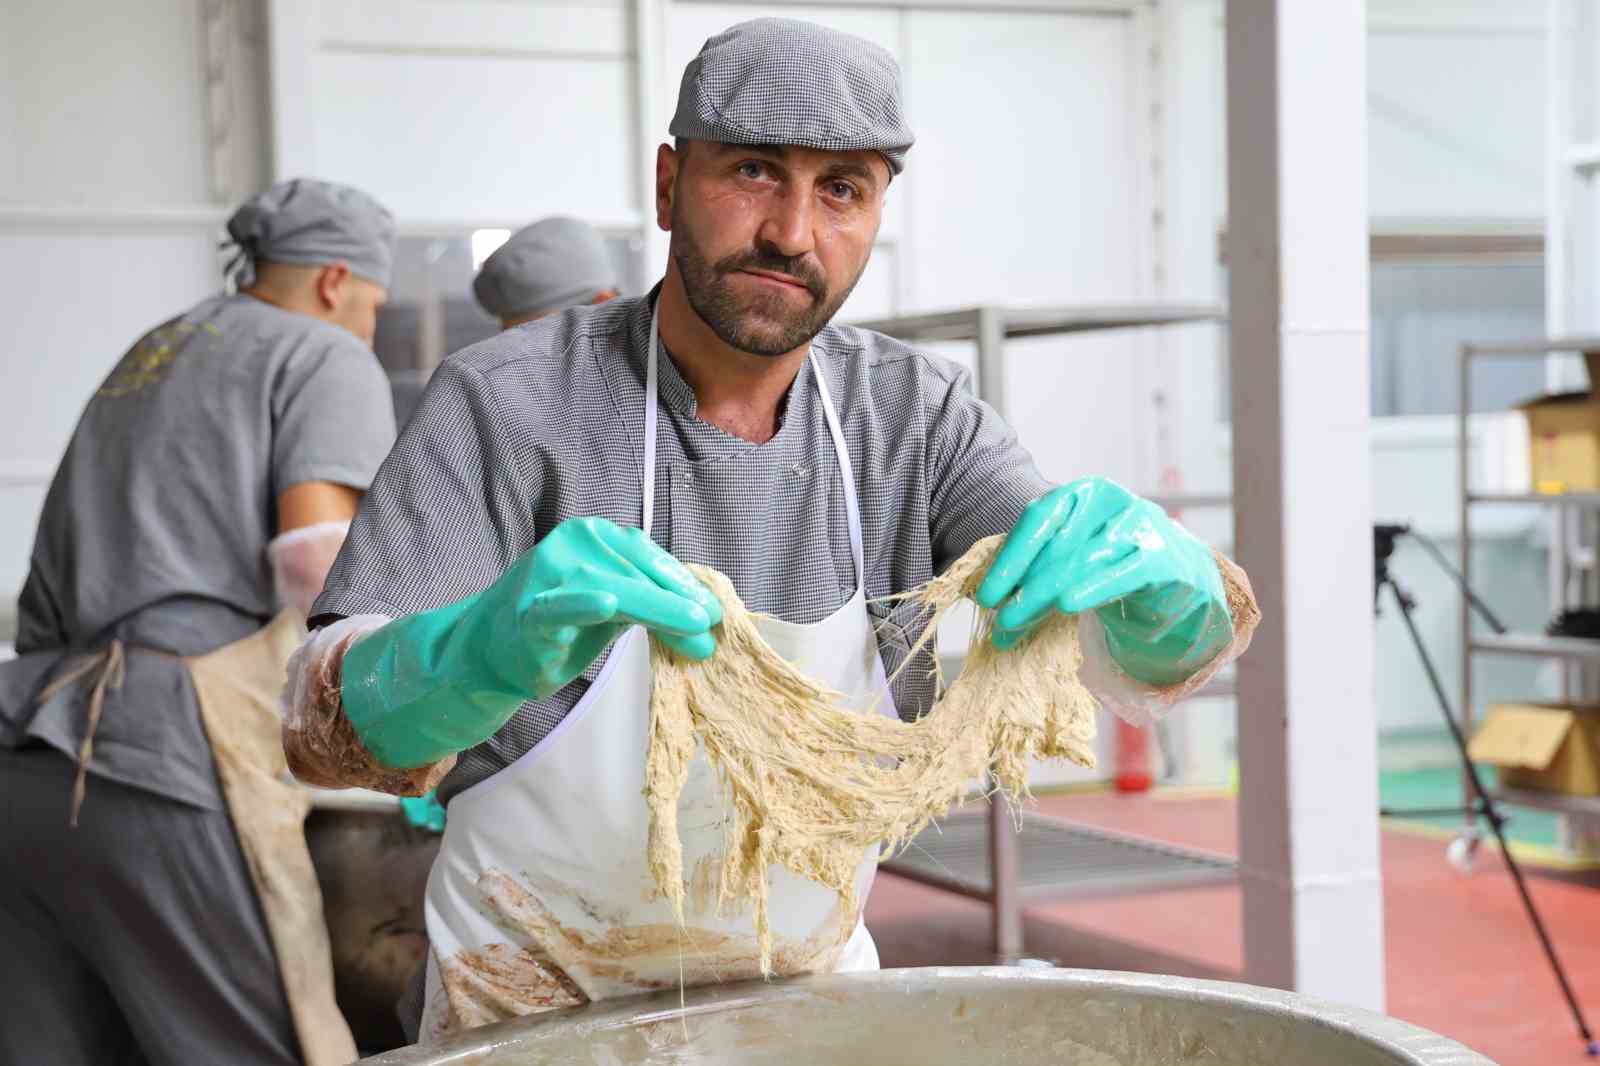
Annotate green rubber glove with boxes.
[341,516,722,769]
[399,791,446,833]
[974,479,1232,687]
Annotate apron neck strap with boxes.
[644,302,661,537]
[643,303,865,588]
[808,353,865,585]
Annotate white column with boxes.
[264,0,318,181]
[632,0,670,281]
[1226,0,1385,1010]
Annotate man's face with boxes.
[660,141,888,357]
[326,272,388,347]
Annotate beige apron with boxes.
[186,610,359,1066]
[43,611,356,1063]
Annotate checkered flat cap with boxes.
[670,17,914,174]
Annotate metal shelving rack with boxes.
[1459,336,1600,828]
[853,302,1234,961]
[852,304,1223,425]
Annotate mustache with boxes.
[714,248,827,299]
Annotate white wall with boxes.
[3,4,210,205]
[0,0,266,626]
[1367,3,1545,225]
[898,7,1151,487]
[273,1,640,228]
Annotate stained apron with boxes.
[418,305,896,1039]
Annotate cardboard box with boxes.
[1520,351,1600,493]
[1468,702,1600,796]
[1522,396,1600,493]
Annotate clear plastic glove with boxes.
[974,479,1232,687]
[341,516,722,769]
[266,520,349,616]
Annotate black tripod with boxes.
[1374,523,1597,1056]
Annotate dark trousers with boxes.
[0,748,300,1065]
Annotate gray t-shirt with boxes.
[0,294,397,810]
[315,292,1049,802]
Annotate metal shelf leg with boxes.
[989,785,1023,962]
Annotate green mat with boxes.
[1379,766,1562,849]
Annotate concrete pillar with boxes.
[1225,0,1385,1010]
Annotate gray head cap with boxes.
[473,217,618,321]
[225,178,397,289]
[670,17,914,174]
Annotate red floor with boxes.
[863,791,1600,1066]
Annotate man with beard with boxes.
[284,17,1257,1037]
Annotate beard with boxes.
[670,202,866,358]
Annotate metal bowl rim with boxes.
[364,966,1494,1065]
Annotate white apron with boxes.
[419,309,896,1038]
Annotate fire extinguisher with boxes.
[1114,718,1153,793]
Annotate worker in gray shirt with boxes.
[284,18,1259,1040]
[472,216,621,331]
[0,179,398,1066]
